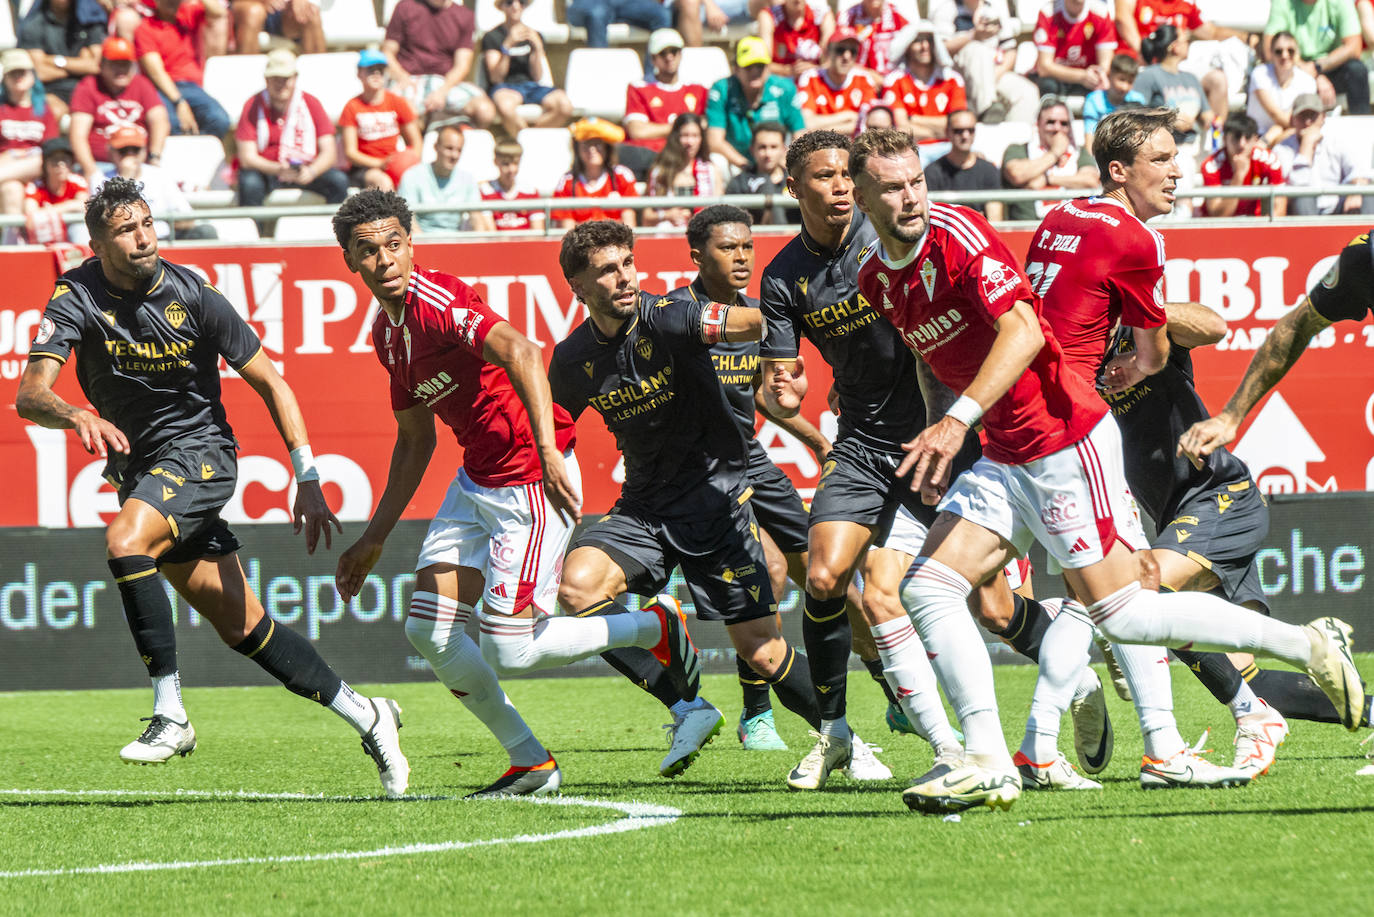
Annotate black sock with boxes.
[576,599,683,707]
[801,593,849,721]
[1173,649,1244,705]
[763,645,821,729]
[996,594,1050,663]
[108,555,177,677]
[737,653,772,719]
[232,615,342,705]
[863,656,899,705]
[1246,666,1371,725]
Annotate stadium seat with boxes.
[264,188,327,206]
[679,47,730,89]
[971,121,1031,168]
[204,55,268,128]
[1015,0,1044,31]
[0,2,16,50]
[204,218,261,242]
[564,48,643,122]
[296,52,363,122]
[160,135,228,191]
[319,0,385,48]
[1196,0,1271,34]
[272,215,338,241]
[457,129,499,184]
[514,127,573,196]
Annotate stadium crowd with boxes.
[1,0,1372,243]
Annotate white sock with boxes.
[405,592,545,765]
[1111,641,1185,760]
[478,609,659,675]
[819,717,851,741]
[328,681,377,736]
[1019,600,1093,764]
[870,616,960,755]
[1229,681,1262,720]
[152,672,186,721]
[1088,583,1313,666]
[904,558,1010,766]
[1073,668,1101,702]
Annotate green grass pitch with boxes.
[3,659,1372,916]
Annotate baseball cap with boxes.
[264,48,298,78]
[887,21,952,68]
[648,28,685,56]
[570,117,625,144]
[1,48,34,76]
[828,27,862,50]
[110,125,149,150]
[101,36,137,62]
[358,48,388,69]
[1291,93,1324,116]
[736,36,771,68]
[41,136,73,160]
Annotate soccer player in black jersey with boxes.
[549,219,824,780]
[14,178,409,795]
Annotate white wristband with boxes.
[290,445,320,483]
[945,395,983,428]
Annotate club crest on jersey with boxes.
[583,360,595,378]
[164,302,187,329]
[920,259,937,298]
[33,317,55,345]
[980,256,1018,303]
[402,325,412,361]
[384,326,392,344]
[636,336,653,361]
[876,271,890,288]
[796,276,808,295]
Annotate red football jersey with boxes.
[1199,146,1286,217]
[880,67,967,118]
[1034,0,1118,71]
[551,165,637,224]
[858,203,1105,463]
[768,2,825,70]
[371,266,575,487]
[837,2,909,73]
[1028,197,1168,385]
[1132,0,1203,45]
[796,68,879,114]
[623,80,708,153]
[479,181,540,231]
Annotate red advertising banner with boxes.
[2,221,1370,530]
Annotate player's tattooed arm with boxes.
[15,356,130,458]
[1178,298,1332,466]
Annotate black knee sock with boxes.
[996,594,1051,663]
[232,616,342,705]
[763,645,821,729]
[108,555,177,677]
[801,593,850,721]
[737,653,772,718]
[1246,665,1371,726]
[1173,649,1244,705]
[576,599,684,707]
[863,656,900,705]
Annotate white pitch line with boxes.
[0,790,681,878]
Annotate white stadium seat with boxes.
[272,215,338,241]
[514,127,572,196]
[456,129,499,184]
[296,52,363,122]
[160,135,228,192]
[206,218,261,242]
[564,48,643,122]
[971,121,1031,168]
[1196,0,1271,34]
[203,54,268,128]
[679,47,730,89]
[0,2,17,50]
[319,0,385,48]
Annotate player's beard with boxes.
[887,209,926,245]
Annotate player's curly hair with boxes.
[785,129,851,179]
[559,219,634,280]
[686,204,753,252]
[84,175,148,241]
[849,128,921,182]
[331,189,413,251]
[1093,108,1179,189]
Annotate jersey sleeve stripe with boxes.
[235,346,264,371]
[929,209,987,255]
[411,272,457,306]
[27,351,67,364]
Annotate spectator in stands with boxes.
[565,0,673,49]
[1275,93,1373,215]
[621,28,708,179]
[18,0,107,120]
[797,28,878,133]
[340,49,423,192]
[930,0,1036,124]
[135,0,231,137]
[69,36,171,181]
[21,137,88,244]
[482,0,574,137]
[553,117,638,227]
[673,0,754,48]
[107,1,149,43]
[1248,30,1319,145]
[856,100,896,131]
[1360,0,1374,49]
[1032,0,1117,97]
[1083,53,1143,148]
[1002,96,1098,220]
[724,119,788,224]
[89,123,217,238]
[706,36,805,171]
[1200,113,1287,217]
[924,108,1005,221]
[234,49,348,211]
[837,0,910,74]
[230,0,325,55]
[480,137,545,232]
[1133,24,1210,149]
[757,0,835,81]
[0,49,58,220]
[644,112,722,228]
[383,0,496,129]
[1264,0,1368,115]
[882,23,967,142]
[397,122,496,233]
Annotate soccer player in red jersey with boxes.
[848,127,1364,814]
[331,191,696,797]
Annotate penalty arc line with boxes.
[0,790,682,878]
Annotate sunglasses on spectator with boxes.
[501,0,525,6]
[832,45,859,57]
[1273,47,1297,57]
[114,146,144,156]
[656,47,682,56]
[950,126,975,135]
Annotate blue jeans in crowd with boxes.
[567,0,672,48]
[238,167,350,207]
[157,82,231,137]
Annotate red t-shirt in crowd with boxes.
[372,266,576,487]
[384,0,476,77]
[1131,0,1203,48]
[235,92,333,161]
[551,165,637,224]
[339,92,418,160]
[796,68,879,114]
[837,2,909,73]
[1034,0,1118,72]
[768,1,826,72]
[134,1,207,84]
[857,202,1105,463]
[480,181,540,231]
[1200,145,1286,217]
[622,80,707,153]
[71,74,164,162]
[25,172,89,208]
[0,102,58,154]
[881,67,967,118]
